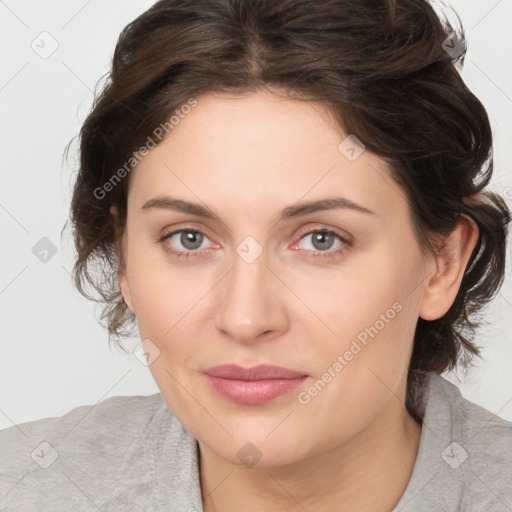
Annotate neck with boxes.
[199,397,422,512]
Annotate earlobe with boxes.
[119,271,134,312]
[418,215,479,321]
[110,204,134,313]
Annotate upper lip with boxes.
[204,364,307,381]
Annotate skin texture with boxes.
[115,88,479,511]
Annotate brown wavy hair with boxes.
[65,0,510,421]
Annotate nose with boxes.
[213,248,289,345]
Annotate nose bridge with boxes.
[214,244,287,343]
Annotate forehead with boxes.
[128,90,407,222]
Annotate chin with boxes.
[199,426,314,468]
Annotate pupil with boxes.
[313,231,333,251]
[181,231,203,250]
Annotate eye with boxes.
[159,227,351,260]
[291,229,351,258]
[159,229,215,258]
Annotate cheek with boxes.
[298,246,422,350]
[295,241,424,412]
[126,236,213,341]
[291,263,422,446]
[130,279,177,341]
[127,261,211,414]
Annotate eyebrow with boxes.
[140,196,376,222]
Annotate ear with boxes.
[418,214,479,321]
[119,273,135,313]
[110,205,135,313]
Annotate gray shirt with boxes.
[1,372,511,511]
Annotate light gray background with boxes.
[0,0,511,430]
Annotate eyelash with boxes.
[158,228,352,260]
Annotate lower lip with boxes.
[205,375,309,404]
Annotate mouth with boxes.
[203,364,309,404]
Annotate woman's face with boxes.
[119,88,433,466]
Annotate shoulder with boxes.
[0,393,164,466]
[0,393,170,510]
[433,373,512,455]
[431,374,512,508]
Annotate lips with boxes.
[203,364,309,404]
[204,364,307,380]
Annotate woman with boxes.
[1,0,510,510]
